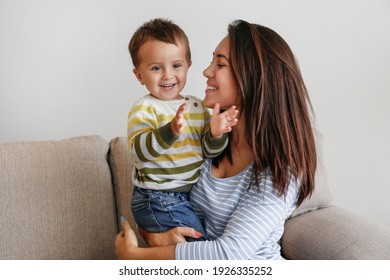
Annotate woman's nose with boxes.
[203,64,213,78]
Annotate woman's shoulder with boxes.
[200,158,212,175]
[237,166,300,204]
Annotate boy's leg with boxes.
[152,191,207,241]
[131,188,206,240]
[131,187,165,233]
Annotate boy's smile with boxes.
[133,39,191,100]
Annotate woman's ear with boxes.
[133,68,144,85]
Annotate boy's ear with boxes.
[188,61,192,68]
[133,68,144,85]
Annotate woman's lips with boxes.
[205,85,218,94]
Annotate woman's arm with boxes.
[115,219,202,259]
[115,219,176,260]
[175,175,300,260]
[139,227,202,247]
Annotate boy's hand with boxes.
[170,102,187,136]
[210,103,239,139]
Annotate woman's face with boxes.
[203,36,240,110]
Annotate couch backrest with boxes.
[0,136,118,259]
[290,129,332,217]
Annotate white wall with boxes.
[1,0,389,227]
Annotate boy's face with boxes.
[133,39,191,100]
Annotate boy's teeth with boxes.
[161,84,174,88]
[207,86,217,90]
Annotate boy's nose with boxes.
[162,69,173,80]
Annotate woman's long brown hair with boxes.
[217,20,317,206]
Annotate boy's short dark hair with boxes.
[129,18,191,67]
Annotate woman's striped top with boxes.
[175,159,299,259]
[127,94,228,191]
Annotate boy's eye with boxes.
[151,66,161,71]
[173,63,181,68]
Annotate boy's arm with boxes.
[202,130,228,158]
[128,105,179,163]
[202,103,239,158]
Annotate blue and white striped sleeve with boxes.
[175,176,299,260]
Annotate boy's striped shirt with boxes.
[128,94,227,191]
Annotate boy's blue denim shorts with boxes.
[131,187,207,241]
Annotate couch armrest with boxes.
[281,205,390,259]
[109,137,148,247]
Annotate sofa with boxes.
[1,135,389,260]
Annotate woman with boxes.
[115,19,317,260]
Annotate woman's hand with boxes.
[139,226,203,247]
[115,217,140,259]
[115,217,181,260]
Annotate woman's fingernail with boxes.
[195,231,203,237]
[120,216,126,223]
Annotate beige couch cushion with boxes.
[0,136,117,259]
[282,206,390,259]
